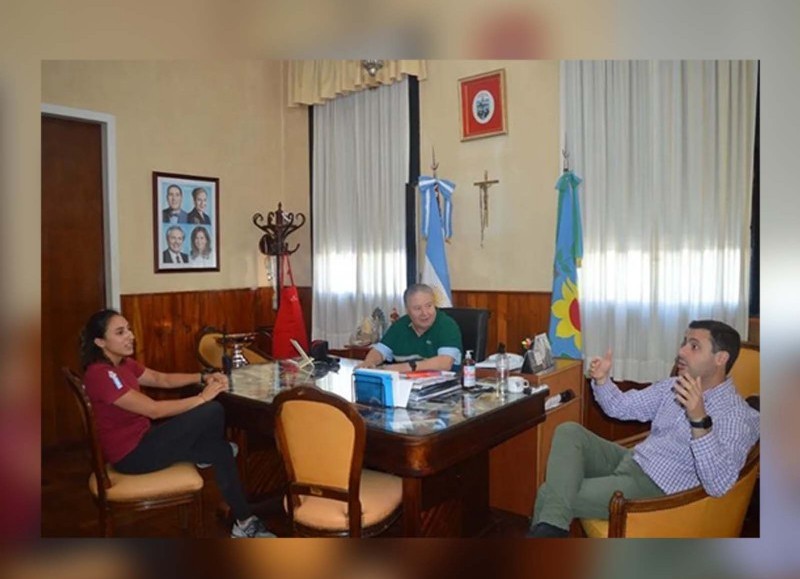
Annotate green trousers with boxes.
[532,422,665,530]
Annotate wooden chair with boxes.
[273,386,403,537]
[581,440,759,538]
[581,349,760,538]
[729,345,759,399]
[196,326,271,370]
[62,367,205,537]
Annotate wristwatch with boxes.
[408,360,418,372]
[689,415,713,429]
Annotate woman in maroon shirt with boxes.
[80,309,272,538]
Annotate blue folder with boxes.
[353,369,394,407]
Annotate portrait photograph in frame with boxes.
[153,171,220,273]
[459,69,508,141]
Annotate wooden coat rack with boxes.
[253,203,306,307]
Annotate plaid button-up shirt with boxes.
[592,376,759,496]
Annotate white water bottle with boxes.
[496,343,509,391]
[462,350,476,388]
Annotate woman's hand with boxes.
[204,372,229,389]
[200,376,228,401]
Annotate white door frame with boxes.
[41,104,121,310]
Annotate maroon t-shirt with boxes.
[83,358,151,464]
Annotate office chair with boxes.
[273,386,403,537]
[440,307,491,362]
[62,367,204,537]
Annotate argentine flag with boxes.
[418,176,454,307]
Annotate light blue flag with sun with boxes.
[548,170,584,359]
[418,176,454,307]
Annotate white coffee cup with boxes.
[507,376,529,393]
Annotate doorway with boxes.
[41,107,118,447]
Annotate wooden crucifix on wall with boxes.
[473,170,499,247]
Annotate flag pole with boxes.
[430,146,444,228]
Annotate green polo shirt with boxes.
[374,309,463,365]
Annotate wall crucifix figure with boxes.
[473,170,499,247]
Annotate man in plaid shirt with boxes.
[528,320,760,538]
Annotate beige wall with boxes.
[40,59,558,297]
[420,60,560,291]
[41,60,311,295]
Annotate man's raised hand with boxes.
[589,348,613,385]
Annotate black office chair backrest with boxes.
[439,307,491,362]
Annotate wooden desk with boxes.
[488,358,584,516]
[328,344,372,360]
[213,360,547,537]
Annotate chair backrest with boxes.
[609,442,760,538]
[197,328,225,369]
[730,346,759,399]
[272,386,366,536]
[439,307,491,362]
[196,326,270,370]
[61,367,112,498]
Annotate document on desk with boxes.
[402,370,458,389]
[402,371,461,402]
[408,382,462,402]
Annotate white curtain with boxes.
[562,61,758,382]
[312,78,409,348]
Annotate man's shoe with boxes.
[527,522,570,538]
[231,516,276,538]
[197,441,238,469]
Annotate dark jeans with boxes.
[115,401,251,521]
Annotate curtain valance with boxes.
[287,60,426,106]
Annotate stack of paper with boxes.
[403,370,461,402]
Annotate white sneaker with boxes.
[231,516,276,538]
[197,441,238,469]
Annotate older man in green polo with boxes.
[359,284,462,372]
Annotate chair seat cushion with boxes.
[580,518,608,538]
[290,469,403,531]
[89,462,204,502]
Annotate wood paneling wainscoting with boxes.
[121,287,553,372]
[120,287,312,373]
[117,285,650,446]
[452,290,553,356]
